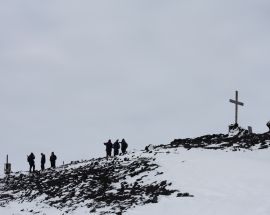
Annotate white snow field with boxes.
[0,147,269,215]
[129,148,270,215]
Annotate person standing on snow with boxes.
[113,139,120,156]
[50,152,57,168]
[267,121,270,132]
[120,139,128,154]
[41,153,46,171]
[104,139,113,158]
[27,152,35,173]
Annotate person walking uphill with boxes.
[27,152,35,173]
[113,139,120,156]
[50,152,57,168]
[104,139,113,158]
[41,153,46,171]
[120,139,128,154]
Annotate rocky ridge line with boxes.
[0,153,191,214]
[156,131,270,151]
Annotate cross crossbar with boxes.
[229,99,244,106]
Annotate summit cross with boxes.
[229,91,244,125]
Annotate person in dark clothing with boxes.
[120,139,128,154]
[267,121,270,132]
[50,152,57,168]
[27,152,35,173]
[113,139,120,156]
[41,153,46,171]
[104,139,113,158]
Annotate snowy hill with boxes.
[1,131,270,215]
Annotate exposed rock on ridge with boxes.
[0,154,188,214]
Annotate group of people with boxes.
[104,139,128,158]
[26,139,128,172]
[27,152,57,173]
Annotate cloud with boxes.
[0,0,270,170]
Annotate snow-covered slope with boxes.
[129,148,270,215]
[1,132,270,215]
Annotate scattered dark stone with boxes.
[0,154,183,214]
[177,192,193,197]
[155,172,163,176]
[160,181,167,187]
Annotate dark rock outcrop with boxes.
[0,155,187,214]
[155,132,270,151]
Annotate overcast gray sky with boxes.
[1,0,270,171]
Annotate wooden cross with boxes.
[229,91,244,125]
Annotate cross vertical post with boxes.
[235,91,238,124]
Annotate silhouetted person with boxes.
[50,152,57,168]
[104,139,113,158]
[120,139,128,154]
[41,153,46,171]
[267,121,270,132]
[27,152,35,173]
[113,139,120,156]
